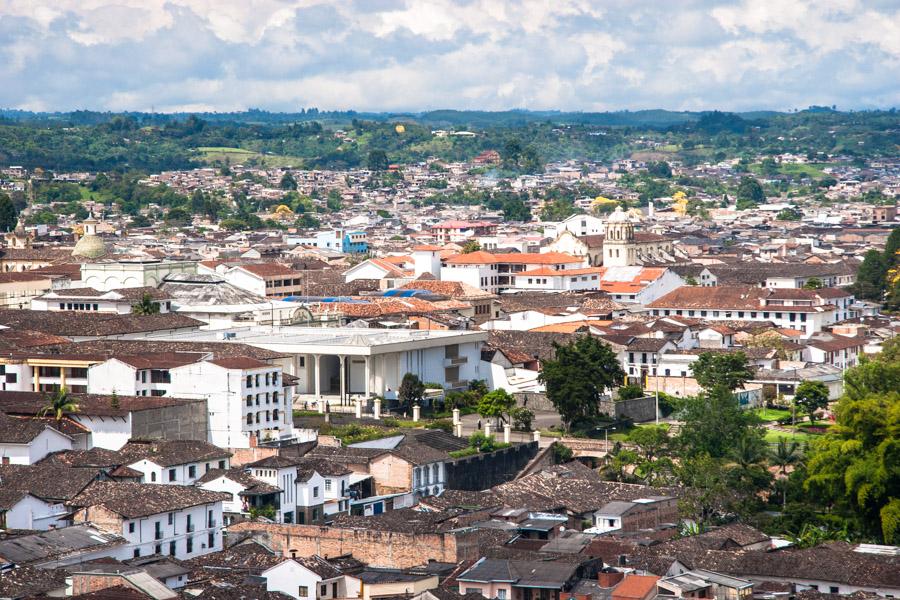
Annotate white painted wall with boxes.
[122,501,224,560]
[0,427,72,465]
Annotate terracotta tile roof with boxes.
[0,310,201,337]
[207,356,270,370]
[118,439,232,467]
[445,251,582,266]
[237,263,301,278]
[114,351,208,369]
[0,272,52,283]
[0,390,204,418]
[70,480,230,518]
[399,280,497,300]
[518,267,605,277]
[612,574,660,600]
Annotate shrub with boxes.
[511,406,534,431]
[425,419,453,433]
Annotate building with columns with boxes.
[134,326,488,410]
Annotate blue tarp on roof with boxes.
[283,296,368,303]
[381,289,428,298]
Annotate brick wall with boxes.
[228,522,485,569]
[73,504,123,535]
[230,445,279,466]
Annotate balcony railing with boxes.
[443,356,468,367]
[186,523,195,533]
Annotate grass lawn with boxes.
[749,162,834,179]
[764,428,815,443]
[751,407,793,422]
[195,146,304,168]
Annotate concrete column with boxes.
[455,423,464,438]
[33,367,40,392]
[59,368,67,390]
[452,408,460,426]
[503,424,511,444]
[313,354,323,413]
[354,399,363,419]
[412,404,421,422]
[364,356,371,399]
[338,355,346,406]
[373,398,381,420]
[484,422,492,439]
[533,430,541,443]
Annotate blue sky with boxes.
[1,0,898,113]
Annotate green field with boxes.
[195,146,304,168]
[764,428,815,443]
[750,407,793,422]
[750,162,834,179]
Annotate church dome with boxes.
[607,206,630,223]
[72,231,108,259]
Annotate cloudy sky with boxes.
[1,0,899,113]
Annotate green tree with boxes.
[690,351,754,392]
[735,176,765,210]
[131,292,161,315]
[477,388,516,427]
[802,277,823,289]
[280,172,297,190]
[770,438,803,507]
[461,240,481,254]
[805,349,900,543]
[538,336,625,432]
[367,149,390,171]
[39,387,78,421]
[398,372,425,408]
[646,161,672,178]
[884,228,900,267]
[794,380,830,423]
[777,207,803,221]
[676,385,764,459]
[853,249,888,301]
[164,206,191,225]
[511,406,534,431]
[0,193,18,232]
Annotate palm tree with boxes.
[39,387,79,421]
[131,292,161,315]
[770,438,802,506]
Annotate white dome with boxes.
[607,206,629,223]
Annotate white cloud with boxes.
[0,0,897,112]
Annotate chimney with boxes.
[599,571,625,588]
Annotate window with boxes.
[830,588,839,594]
[312,508,319,521]
[186,536,193,553]
[208,532,215,548]
[169,469,176,482]
[246,395,252,407]
[128,522,135,533]
[321,585,328,597]
[133,548,140,558]
[247,414,253,425]
[299,587,309,598]
[155,543,162,555]
[218,460,226,469]
[325,479,332,492]
[169,541,176,556]
[151,472,157,483]
[497,590,507,600]
[246,375,253,387]
[168,512,174,525]
[313,486,319,498]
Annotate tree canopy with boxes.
[538,336,625,431]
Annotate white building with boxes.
[31,287,174,314]
[263,556,362,600]
[441,251,585,293]
[70,481,227,561]
[81,259,196,291]
[133,326,488,410]
[88,354,294,449]
[549,214,605,238]
[0,413,72,465]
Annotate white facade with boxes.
[0,426,72,465]
[88,358,293,449]
[122,501,224,561]
[81,260,196,291]
[263,560,361,600]
[550,214,605,238]
[127,456,230,486]
[1,493,69,530]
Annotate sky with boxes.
[1,0,899,114]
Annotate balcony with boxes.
[447,380,468,390]
[443,356,468,367]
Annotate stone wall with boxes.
[446,441,539,491]
[227,522,479,568]
[131,399,208,441]
[513,391,554,412]
[598,395,657,423]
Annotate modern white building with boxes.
[134,326,488,410]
